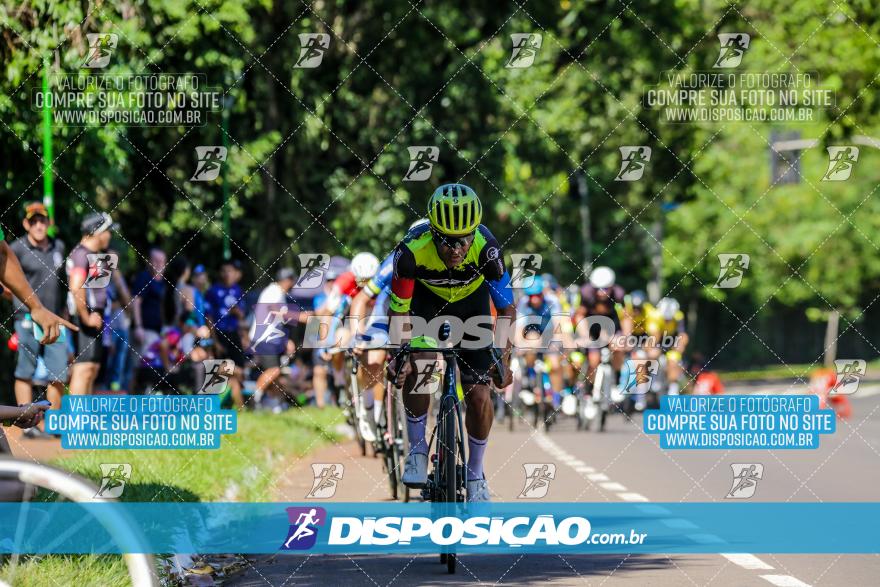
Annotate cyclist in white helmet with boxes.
[575,266,627,383]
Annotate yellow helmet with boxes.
[427,184,482,236]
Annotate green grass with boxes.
[0,407,344,586]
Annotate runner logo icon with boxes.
[307,464,344,498]
[509,253,543,289]
[620,359,658,395]
[506,33,542,68]
[410,359,442,396]
[294,33,330,68]
[84,253,118,289]
[190,146,228,181]
[251,303,292,355]
[83,33,118,69]
[821,146,859,181]
[295,253,330,289]
[199,359,234,394]
[714,253,750,289]
[403,146,439,181]
[519,463,556,498]
[726,463,763,499]
[831,359,866,395]
[713,33,751,68]
[281,507,327,550]
[95,463,131,498]
[615,146,652,181]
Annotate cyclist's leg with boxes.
[401,350,432,455]
[364,349,387,423]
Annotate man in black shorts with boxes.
[67,211,117,395]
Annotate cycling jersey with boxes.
[364,253,394,299]
[616,301,651,336]
[580,283,624,332]
[644,306,685,338]
[516,292,562,333]
[390,223,513,312]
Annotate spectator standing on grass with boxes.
[205,259,246,406]
[66,212,116,395]
[8,202,68,437]
[131,247,167,354]
[103,255,133,391]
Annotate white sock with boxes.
[373,401,383,423]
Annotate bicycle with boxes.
[381,372,410,502]
[0,459,157,586]
[582,347,614,432]
[343,350,368,457]
[389,338,503,574]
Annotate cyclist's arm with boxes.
[389,246,416,345]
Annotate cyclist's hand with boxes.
[14,402,49,429]
[30,306,78,344]
[85,311,103,330]
[492,360,513,388]
[387,356,411,386]
[352,346,365,357]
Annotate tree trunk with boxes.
[823,309,840,367]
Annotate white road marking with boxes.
[617,492,649,502]
[530,425,811,587]
[760,575,812,587]
[722,553,774,570]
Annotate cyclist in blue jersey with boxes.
[515,275,570,403]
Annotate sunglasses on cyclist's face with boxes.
[432,230,475,250]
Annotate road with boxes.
[231,384,880,586]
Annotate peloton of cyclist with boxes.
[387,184,515,502]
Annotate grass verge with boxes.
[0,407,344,587]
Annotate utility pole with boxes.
[221,92,233,260]
[575,171,591,279]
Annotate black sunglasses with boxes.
[432,229,475,250]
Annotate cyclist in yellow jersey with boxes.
[645,297,688,394]
[387,184,515,502]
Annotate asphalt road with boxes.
[231,384,880,586]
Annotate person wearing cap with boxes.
[66,211,117,395]
[248,268,309,409]
[0,210,74,346]
[8,202,70,436]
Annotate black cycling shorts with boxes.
[409,280,494,386]
[72,316,106,365]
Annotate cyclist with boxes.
[618,289,649,343]
[387,184,515,502]
[516,275,568,405]
[645,297,688,395]
[313,253,379,406]
[575,266,626,382]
